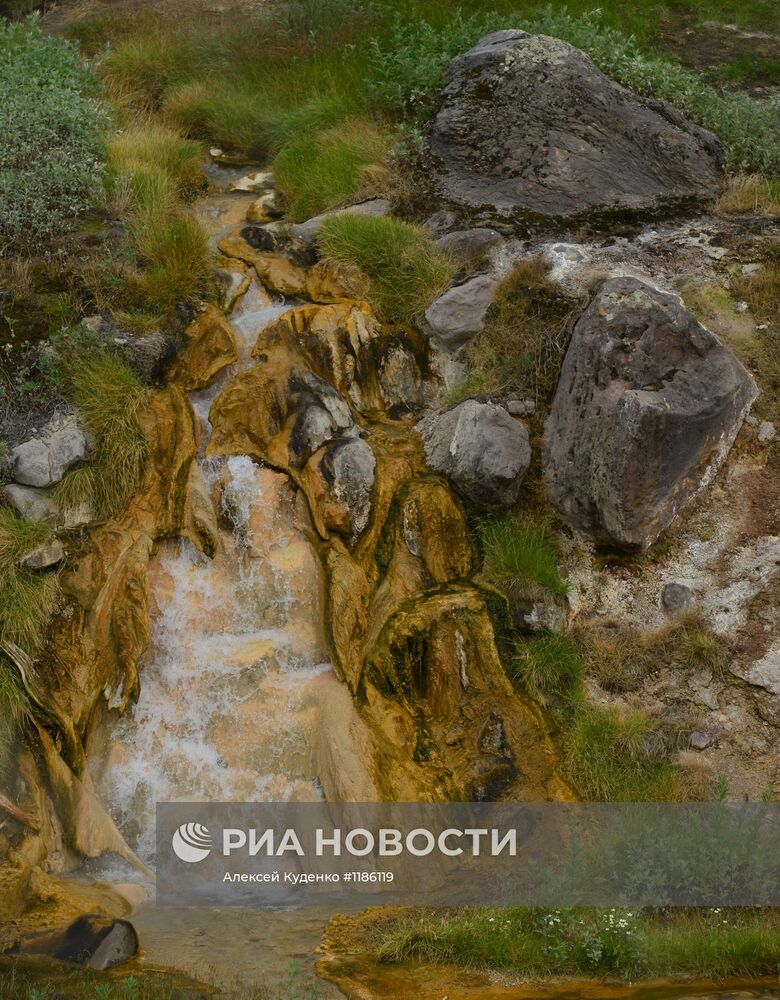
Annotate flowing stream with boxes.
[88,183,344,992]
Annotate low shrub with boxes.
[317,214,457,322]
[57,351,151,519]
[480,514,569,597]
[273,119,389,221]
[564,703,680,801]
[0,17,107,251]
[464,258,575,404]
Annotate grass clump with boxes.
[273,119,389,221]
[373,906,780,980]
[580,614,729,694]
[0,16,107,251]
[57,351,151,520]
[94,115,212,322]
[317,214,457,322]
[480,514,569,597]
[108,120,205,199]
[564,703,680,801]
[716,173,780,214]
[732,258,780,419]
[462,258,575,404]
[511,632,584,705]
[0,509,60,770]
[0,509,59,656]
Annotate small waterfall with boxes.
[94,276,332,864]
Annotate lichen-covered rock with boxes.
[10,412,89,488]
[429,30,724,228]
[416,400,531,511]
[424,273,500,352]
[168,303,238,392]
[544,276,758,550]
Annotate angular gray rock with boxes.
[289,198,390,246]
[18,538,66,570]
[11,412,88,488]
[436,227,504,260]
[416,400,531,511]
[424,273,500,352]
[429,30,724,228]
[544,277,758,550]
[5,483,57,522]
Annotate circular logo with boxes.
[172,822,213,863]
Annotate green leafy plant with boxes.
[317,214,457,322]
[0,16,108,250]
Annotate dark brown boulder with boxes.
[429,30,724,229]
[544,277,757,550]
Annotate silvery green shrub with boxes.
[0,17,108,252]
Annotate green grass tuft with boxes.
[129,211,212,315]
[273,119,389,221]
[317,214,457,322]
[480,514,569,597]
[60,351,152,520]
[0,509,60,768]
[564,704,680,802]
[511,632,584,705]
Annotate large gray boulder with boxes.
[416,400,531,511]
[544,277,757,550]
[10,412,88,488]
[429,30,724,228]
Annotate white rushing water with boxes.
[94,276,333,863]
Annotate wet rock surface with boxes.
[429,30,724,228]
[545,276,757,550]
